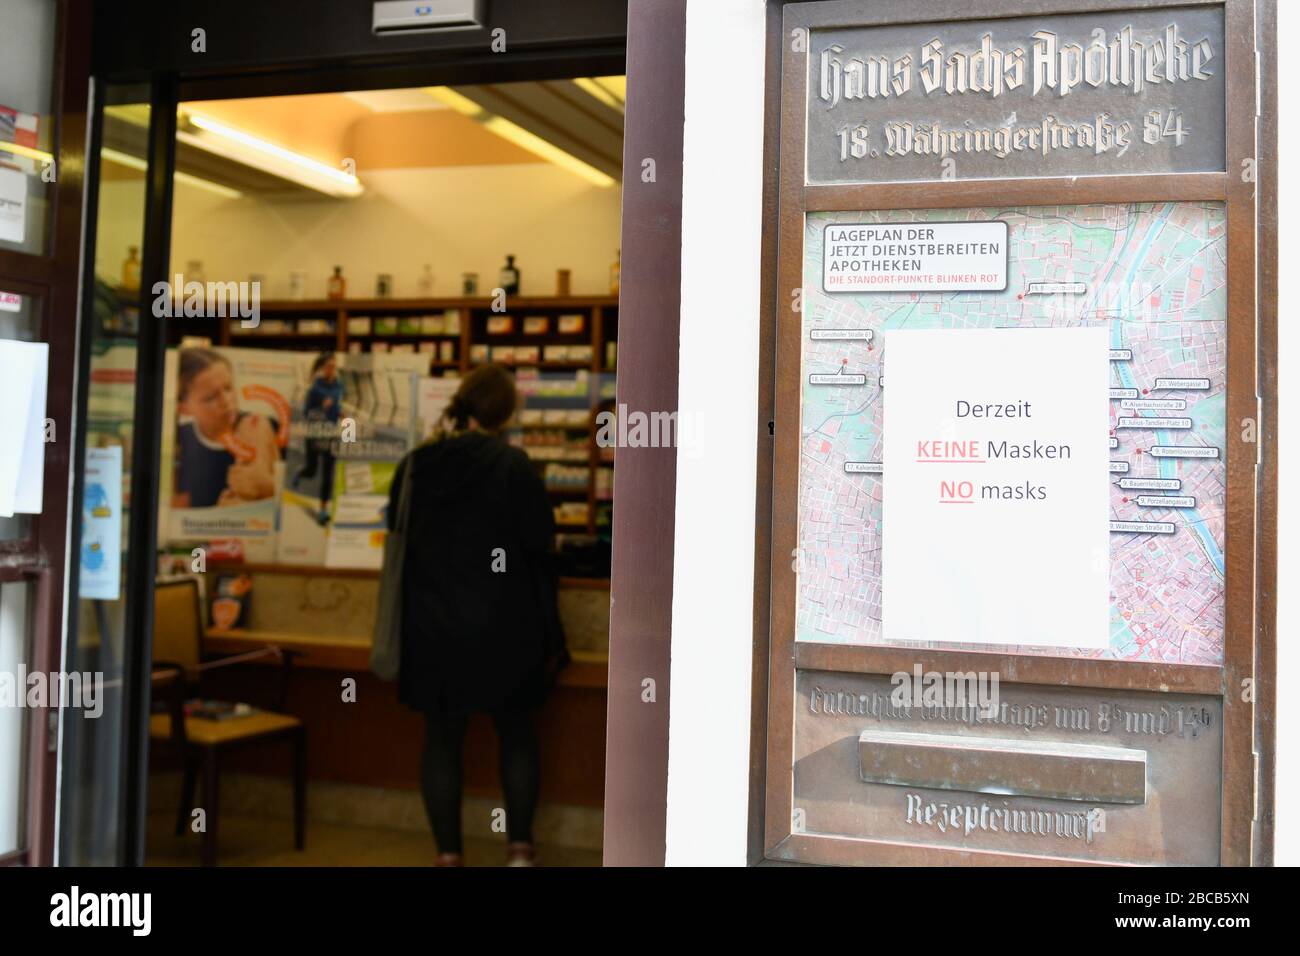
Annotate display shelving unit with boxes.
[165,295,618,540]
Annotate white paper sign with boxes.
[882,327,1110,648]
[823,221,1007,292]
[0,340,47,517]
[0,167,26,244]
[79,446,123,601]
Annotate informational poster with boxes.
[277,352,423,565]
[278,351,345,565]
[881,327,1109,648]
[79,446,123,601]
[324,460,397,570]
[822,221,1007,292]
[155,346,425,567]
[162,346,295,559]
[798,202,1226,662]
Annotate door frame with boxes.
[69,6,633,866]
[0,0,93,869]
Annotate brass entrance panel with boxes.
[858,730,1148,805]
[794,672,1221,865]
[759,0,1269,868]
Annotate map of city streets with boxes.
[798,203,1226,664]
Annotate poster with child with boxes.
[162,346,295,562]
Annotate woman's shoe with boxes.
[506,842,537,867]
[435,852,464,867]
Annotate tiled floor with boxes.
[145,812,602,867]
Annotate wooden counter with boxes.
[190,628,609,806]
[204,628,609,688]
[179,565,610,806]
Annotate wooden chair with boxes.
[150,578,306,866]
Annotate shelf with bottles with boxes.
[230,318,338,338]
[544,485,593,498]
[553,501,591,529]
[165,304,342,347]
[594,466,614,502]
[598,308,618,373]
[345,310,462,337]
[475,358,594,371]
[523,448,589,464]
[257,295,618,312]
[168,287,618,539]
[475,309,596,341]
[195,294,616,362]
[540,461,591,491]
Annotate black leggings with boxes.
[420,707,540,855]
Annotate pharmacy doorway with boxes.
[62,10,628,867]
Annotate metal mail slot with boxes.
[859,730,1147,805]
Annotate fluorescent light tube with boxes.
[182,114,363,198]
[424,86,615,188]
[101,147,243,200]
[0,141,54,165]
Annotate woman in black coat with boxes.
[387,364,567,866]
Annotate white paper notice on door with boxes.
[0,340,48,517]
[0,167,26,244]
[882,327,1110,649]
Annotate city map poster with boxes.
[797,202,1226,663]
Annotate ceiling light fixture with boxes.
[424,86,615,188]
[573,77,625,112]
[100,147,243,200]
[0,141,54,166]
[181,113,363,198]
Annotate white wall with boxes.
[666,0,1296,867]
[664,0,766,866]
[96,163,622,297]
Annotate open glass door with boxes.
[61,72,179,865]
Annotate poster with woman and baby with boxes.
[160,345,427,567]
[161,347,297,563]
